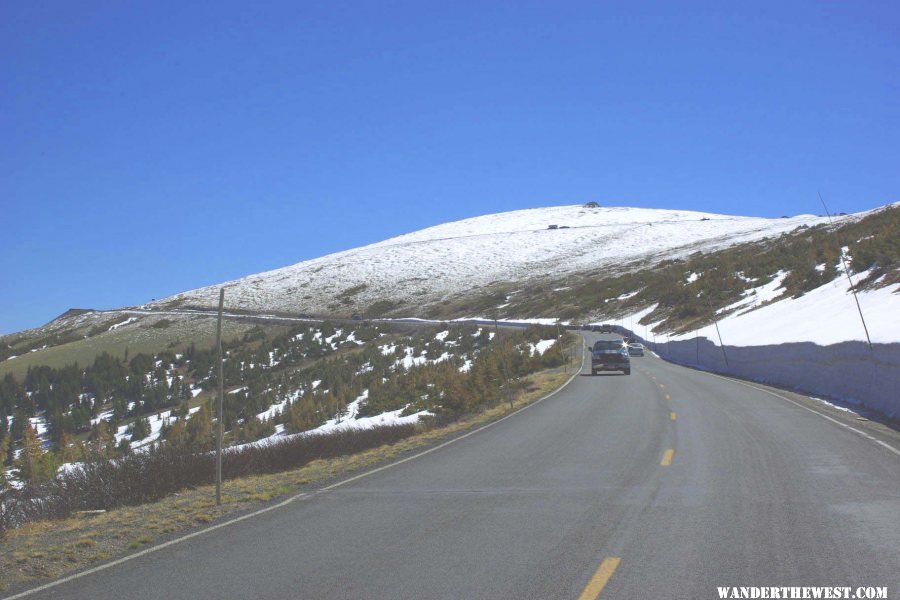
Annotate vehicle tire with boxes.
[624,369,631,375]
[591,369,597,376]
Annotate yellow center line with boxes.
[670,412,677,421]
[658,383,665,389]
[578,557,621,600]
[661,448,675,466]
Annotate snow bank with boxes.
[649,337,900,418]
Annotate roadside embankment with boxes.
[647,336,900,419]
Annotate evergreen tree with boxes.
[130,415,151,441]
[164,418,189,448]
[6,410,27,466]
[186,404,213,449]
[88,420,116,457]
[16,421,56,488]
[58,432,83,463]
[0,433,9,488]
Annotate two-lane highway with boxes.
[11,334,900,599]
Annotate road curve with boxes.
[11,334,900,599]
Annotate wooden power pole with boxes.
[216,288,224,506]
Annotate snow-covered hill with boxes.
[158,204,844,317]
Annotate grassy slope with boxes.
[0,316,281,380]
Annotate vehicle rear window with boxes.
[593,341,623,350]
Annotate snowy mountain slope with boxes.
[671,270,897,346]
[610,271,898,346]
[156,204,846,316]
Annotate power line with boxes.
[818,192,873,351]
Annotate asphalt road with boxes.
[13,334,900,600]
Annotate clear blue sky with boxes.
[2,1,898,334]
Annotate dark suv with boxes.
[590,340,631,375]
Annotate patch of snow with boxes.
[256,398,289,422]
[672,272,899,346]
[717,271,789,316]
[5,468,22,489]
[325,330,343,347]
[116,410,171,449]
[313,390,431,435]
[433,352,452,363]
[530,339,557,356]
[29,416,48,437]
[809,396,859,415]
[91,410,114,426]
[109,317,138,331]
[345,331,364,345]
[397,348,428,369]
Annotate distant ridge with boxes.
[54,308,94,321]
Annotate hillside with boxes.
[1,203,897,372]
[150,204,849,317]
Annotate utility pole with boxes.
[215,288,224,506]
[818,192,873,351]
[704,295,729,367]
[711,318,729,367]
[556,321,566,373]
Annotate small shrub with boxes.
[0,424,418,536]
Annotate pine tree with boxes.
[88,419,116,457]
[58,432,83,463]
[186,404,213,449]
[0,433,9,488]
[6,410,27,466]
[130,415,151,441]
[0,412,7,453]
[164,418,189,448]
[16,422,44,488]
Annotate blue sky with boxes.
[2,1,898,334]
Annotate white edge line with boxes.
[697,369,900,458]
[3,338,587,599]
